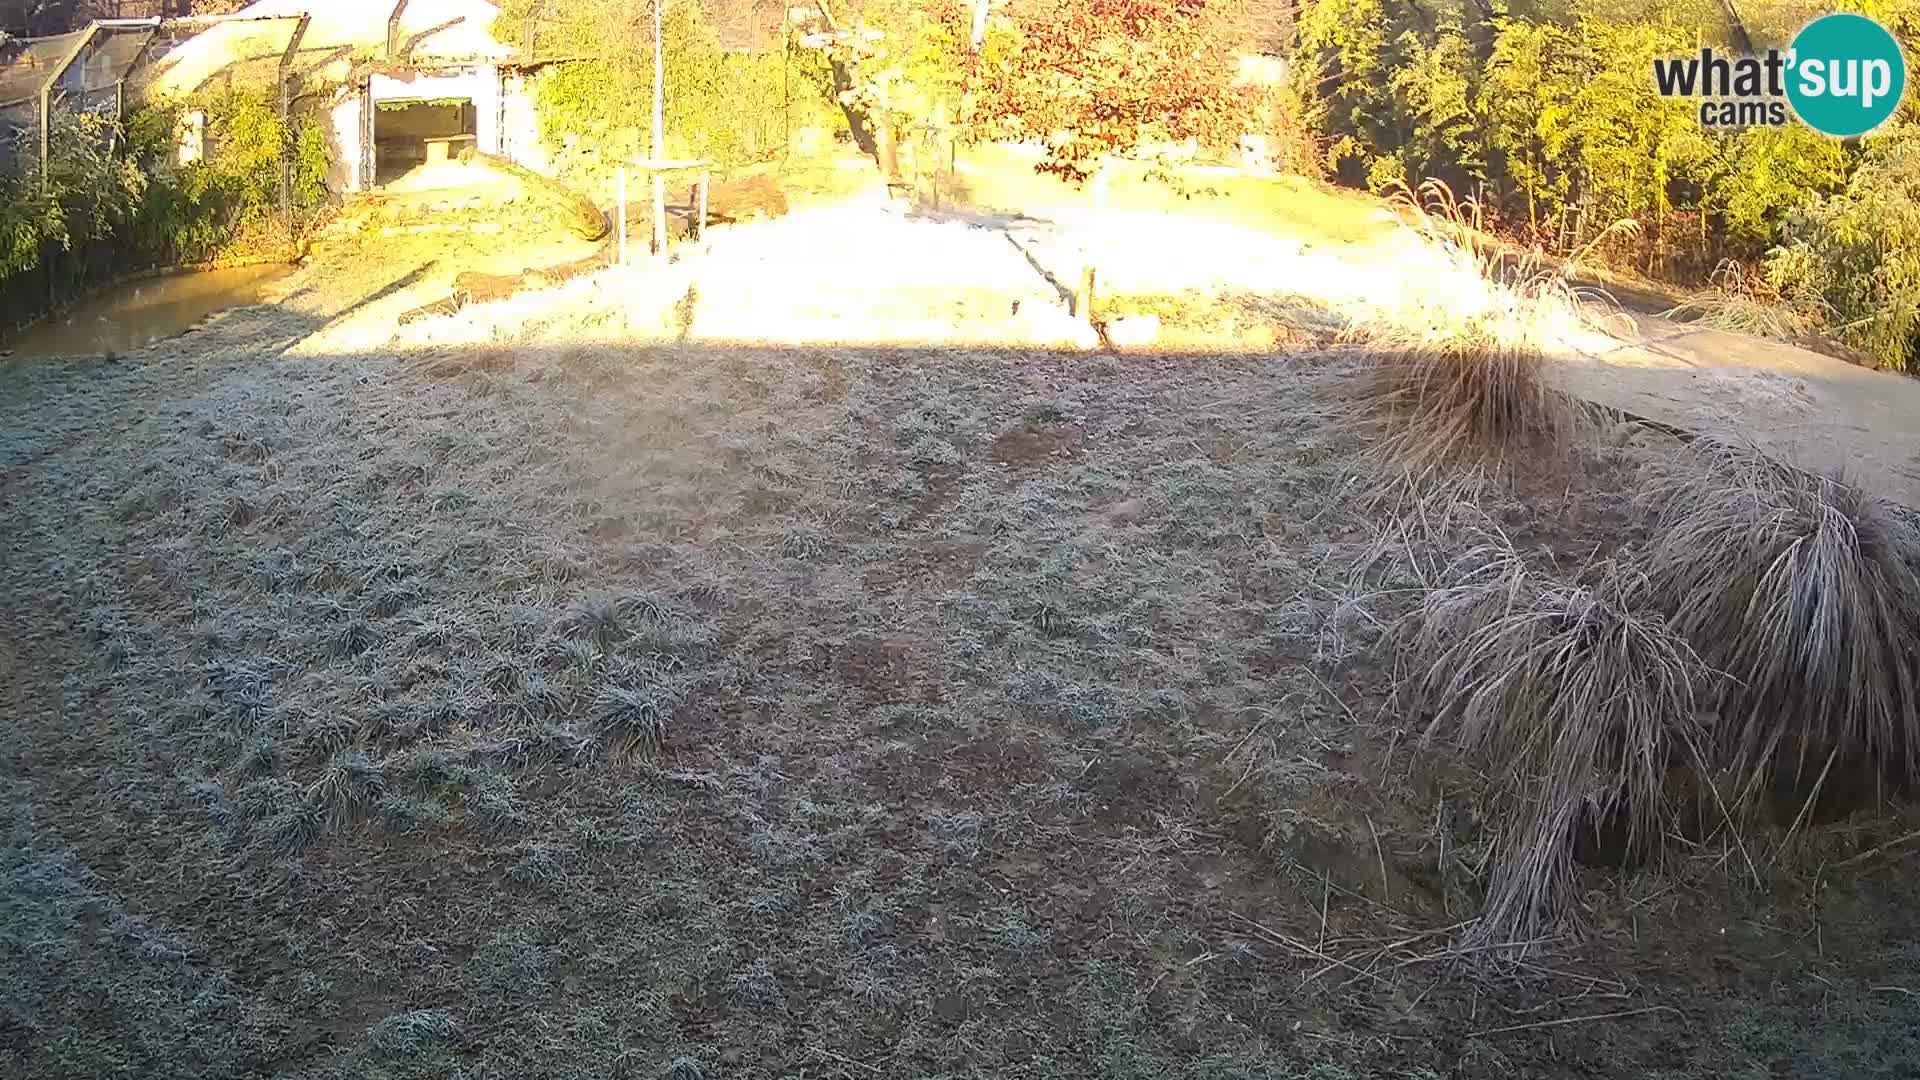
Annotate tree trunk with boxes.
[874,111,899,180]
[828,56,880,158]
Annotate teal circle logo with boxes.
[1787,13,1907,137]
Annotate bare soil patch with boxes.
[990,419,1086,467]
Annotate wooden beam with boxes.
[145,12,323,27]
[387,0,414,60]
[294,45,354,84]
[399,16,465,61]
[697,170,708,240]
[114,23,162,149]
[652,0,665,256]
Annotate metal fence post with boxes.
[113,23,162,157]
[39,26,102,191]
[277,15,312,254]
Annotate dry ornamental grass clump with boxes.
[1640,438,1920,823]
[1408,441,1920,948]
[1406,542,1715,947]
[1332,181,1601,495]
[1344,333,1588,493]
[1662,259,1820,342]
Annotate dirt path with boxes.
[1557,312,1920,507]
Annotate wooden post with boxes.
[697,170,709,240]
[277,15,312,255]
[359,76,375,190]
[652,0,667,256]
[617,166,628,264]
[932,100,947,210]
[653,172,666,256]
[386,0,413,59]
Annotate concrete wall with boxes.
[327,88,364,193]
[499,69,553,175]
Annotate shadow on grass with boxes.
[2,332,1918,1080]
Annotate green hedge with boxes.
[0,87,330,313]
[500,0,841,172]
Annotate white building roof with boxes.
[140,0,515,98]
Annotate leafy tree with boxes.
[1559,19,1709,229]
[1294,0,1857,272]
[1480,20,1581,234]
[1707,126,1851,246]
[1387,16,1485,194]
[1,87,331,302]
[1767,127,1920,370]
[496,0,837,169]
[803,0,982,176]
[1291,0,1400,182]
[966,0,1252,182]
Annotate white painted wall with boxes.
[475,66,501,153]
[499,70,553,175]
[328,88,365,193]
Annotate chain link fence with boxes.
[1,14,308,183]
[0,12,310,329]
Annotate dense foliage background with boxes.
[1290,0,1920,367]
[496,0,845,172]
[10,0,1920,369]
[0,87,329,321]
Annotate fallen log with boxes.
[458,148,610,242]
[700,174,790,224]
[397,247,614,325]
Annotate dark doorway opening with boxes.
[373,98,477,187]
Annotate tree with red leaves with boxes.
[965,0,1250,183]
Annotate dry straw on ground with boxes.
[1330,181,1600,497]
[1405,541,1715,948]
[1663,259,1820,342]
[1640,437,1920,826]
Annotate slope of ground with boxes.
[1560,311,1920,507]
[5,156,1920,1080]
[926,147,1920,509]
